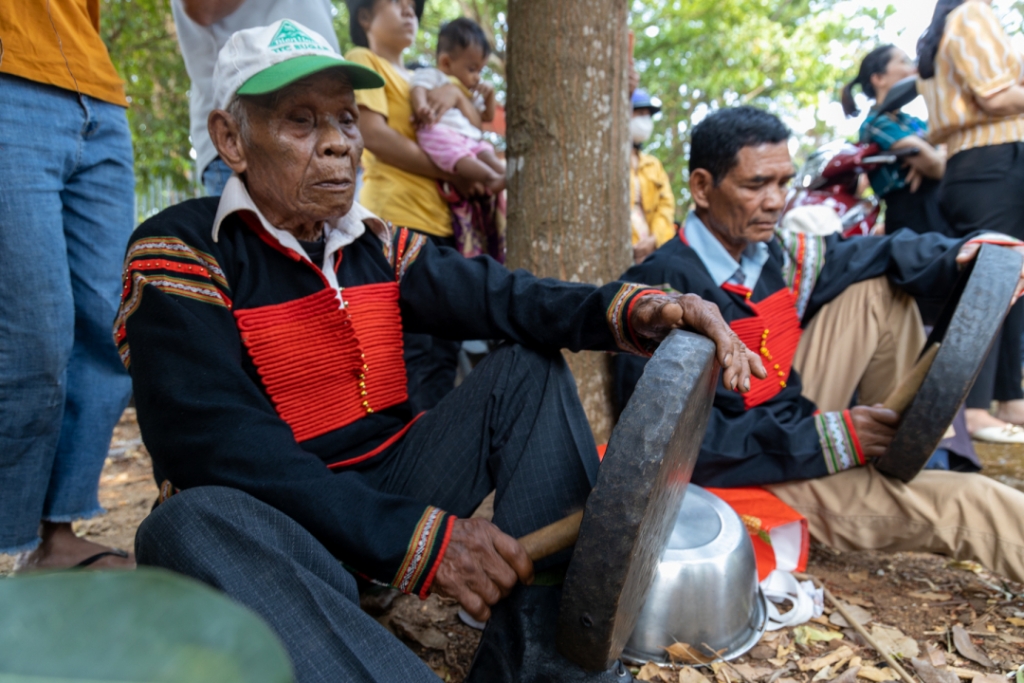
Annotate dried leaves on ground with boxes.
[4,411,1023,683]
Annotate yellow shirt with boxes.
[919,0,1024,157]
[629,151,676,247]
[345,48,452,238]
[0,0,126,106]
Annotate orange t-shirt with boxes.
[0,0,126,106]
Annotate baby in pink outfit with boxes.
[410,18,505,193]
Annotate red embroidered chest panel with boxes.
[725,286,802,409]
[234,283,407,442]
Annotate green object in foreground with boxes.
[0,568,293,683]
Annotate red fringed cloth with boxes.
[723,285,803,409]
[235,282,407,443]
[706,487,808,582]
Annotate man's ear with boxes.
[689,168,714,210]
[208,109,247,175]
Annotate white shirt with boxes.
[212,175,389,292]
[409,67,484,141]
[171,0,340,174]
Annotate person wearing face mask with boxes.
[842,45,949,237]
[629,89,676,264]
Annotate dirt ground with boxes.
[3,409,1023,681]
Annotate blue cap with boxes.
[631,89,661,113]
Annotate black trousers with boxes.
[883,177,952,237]
[939,142,1024,406]
[403,233,461,412]
[136,345,599,682]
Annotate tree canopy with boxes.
[631,0,896,209]
[102,0,893,209]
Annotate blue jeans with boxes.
[201,157,233,197]
[0,74,134,553]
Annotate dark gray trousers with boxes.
[136,345,599,682]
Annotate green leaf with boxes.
[0,569,293,682]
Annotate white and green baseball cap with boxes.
[213,19,384,110]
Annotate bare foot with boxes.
[995,399,1024,425]
[964,408,1012,436]
[14,522,135,573]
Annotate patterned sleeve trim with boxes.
[777,229,825,320]
[388,227,428,282]
[392,506,457,598]
[113,237,232,369]
[815,410,866,475]
[607,284,664,356]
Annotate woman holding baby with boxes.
[345,0,500,411]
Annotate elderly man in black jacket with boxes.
[617,106,1024,584]
[122,20,761,683]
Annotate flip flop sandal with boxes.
[75,548,130,568]
[971,424,1024,444]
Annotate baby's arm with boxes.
[410,85,434,127]
[453,90,483,129]
[476,81,496,123]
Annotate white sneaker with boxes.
[971,424,1024,444]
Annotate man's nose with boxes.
[764,183,786,211]
[319,120,352,157]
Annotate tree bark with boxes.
[505,0,632,443]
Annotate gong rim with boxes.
[875,243,1022,482]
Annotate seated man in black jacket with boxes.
[121,21,760,683]
[616,106,1024,584]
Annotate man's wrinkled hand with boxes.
[849,404,900,459]
[630,293,767,392]
[956,242,1024,303]
[431,518,533,622]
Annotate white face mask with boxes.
[630,115,654,144]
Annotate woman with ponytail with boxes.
[843,45,949,236]
[918,0,1024,442]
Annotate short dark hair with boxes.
[437,17,491,59]
[688,107,791,184]
[345,0,425,49]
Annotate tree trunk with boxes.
[505,0,632,443]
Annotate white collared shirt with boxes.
[211,175,390,290]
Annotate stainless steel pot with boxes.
[622,484,767,664]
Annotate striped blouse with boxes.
[919,0,1024,157]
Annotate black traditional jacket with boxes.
[617,225,985,488]
[117,183,659,598]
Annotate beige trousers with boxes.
[765,278,1024,583]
